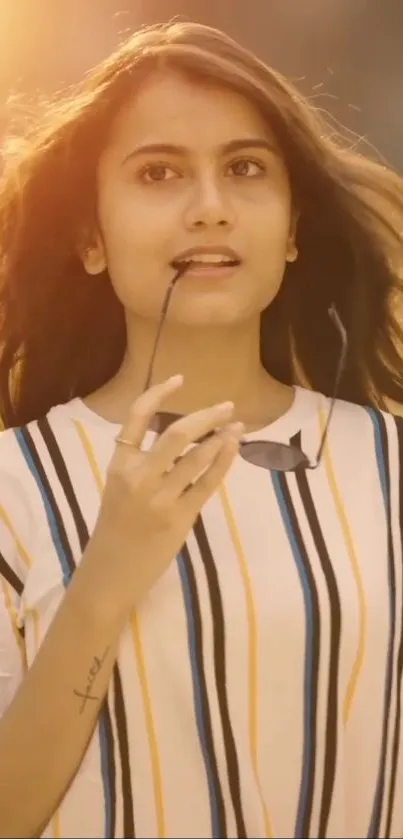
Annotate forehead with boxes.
[104,70,278,155]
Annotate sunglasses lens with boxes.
[240,441,309,472]
[153,414,309,472]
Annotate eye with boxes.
[227,158,266,177]
[139,163,179,184]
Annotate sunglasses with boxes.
[144,265,347,473]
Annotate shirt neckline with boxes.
[63,387,322,444]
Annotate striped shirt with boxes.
[1,386,403,838]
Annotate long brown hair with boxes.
[1,21,403,428]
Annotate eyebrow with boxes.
[122,137,280,166]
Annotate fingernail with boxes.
[218,401,234,412]
[226,422,244,434]
[168,374,184,385]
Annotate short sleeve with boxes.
[0,451,32,717]
[394,414,403,519]
[378,412,403,537]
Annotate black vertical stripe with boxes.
[20,427,75,576]
[39,416,136,836]
[21,422,119,837]
[276,469,321,839]
[99,698,117,837]
[38,418,89,552]
[113,666,135,838]
[194,515,248,838]
[368,411,397,839]
[384,417,403,837]
[296,466,342,836]
[181,542,228,837]
[0,549,25,640]
[0,549,24,596]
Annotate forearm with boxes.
[0,551,129,839]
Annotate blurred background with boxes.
[0,0,402,171]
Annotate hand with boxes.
[86,375,243,613]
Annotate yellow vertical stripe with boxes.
[219,484,273,838]
[48,585,61,839]
[43,417,105,839]
[0,503,32,569]
[73,421,104,493]
[32,610,41,654]
[319,406,367,722]
[74,418,166,836]
[1,576,26,663]
[50,804,62,838]
[0,490,44,714]
[131,612,166,837]
[0,496,49,821]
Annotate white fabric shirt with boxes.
[1,387,403,838]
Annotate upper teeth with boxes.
[186,254,234,264]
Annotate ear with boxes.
[78,231,107,275]
[286,209,299,264]
[286,240,298,263]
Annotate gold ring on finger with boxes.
[115,435,143,451]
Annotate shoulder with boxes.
[1,397,115,578]
[0,400,75,495]
[309,390,403,477]
[329,393,403,440]
[0,400,90,571]
[299,386,401,430]
[0,423,41,587]
[295,387,402,464]
[0,397,99,482]
[0,422,39,528]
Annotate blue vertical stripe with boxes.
[177,550,223,838]
[98,711,114,838]
[384,417,403,835]
[366,409,396,839]
[15,426,114,838]
[15,429,71,585]
[271,472,315,839]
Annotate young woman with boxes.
[1,19,403,839]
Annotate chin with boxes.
[169,286,273,328]
[169,301,255,328]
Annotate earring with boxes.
[82,246,106,276]
[286,242,298,263]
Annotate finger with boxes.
[114,374,184,452]
[183,433,241,513]
[154,423,244,504]
[145,400,235,479]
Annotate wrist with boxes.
[69,543,133,629]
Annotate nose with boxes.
[184,175,235,230]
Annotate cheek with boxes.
[98,188,152,253]
[96,187,176,314]
[250,210,292,265]
[98,187,181,285]
[242,180,292,236]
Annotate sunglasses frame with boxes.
[144,268,348,474]
[236,305,347,472]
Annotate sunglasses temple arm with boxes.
[142,293,172,392]
[314,309,348,467]
[142,267,186,392]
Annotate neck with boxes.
[85,314,294,430]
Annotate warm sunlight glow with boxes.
[0,2,24,57]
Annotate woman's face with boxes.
[89,69,297,327]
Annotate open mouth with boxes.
[171,256,241,272]
[171,245,242,274]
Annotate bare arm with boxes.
[0,380,242,838]
[0,550,128,839]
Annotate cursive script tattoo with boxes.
[73,648,109,715]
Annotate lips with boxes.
[171,245,241,272]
